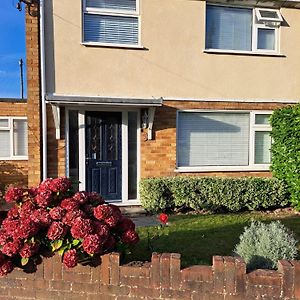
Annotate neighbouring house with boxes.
[7,0,300,205]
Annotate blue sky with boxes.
[0,0,26,99]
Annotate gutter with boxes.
[39,0,47,180]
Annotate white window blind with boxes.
[0,131,10,157]
[206,5,252,51]
[86,0,136,11]
[13,120,28,157]
[177,112,250,167]
[84,14,138,45]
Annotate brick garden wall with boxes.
[0,252,299,299]
[141,100,290,179]
[0,101,28,189]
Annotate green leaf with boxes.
[57,248,65,256]
[51,240,63,252]
[72,239,81,246]
[21,257,29,266]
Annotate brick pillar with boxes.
[26,3,42,186]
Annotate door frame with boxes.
[65,106,141,204]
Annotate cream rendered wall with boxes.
[45,0,300,102]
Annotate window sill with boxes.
[175,165,270,173]
[0,157,28,161]
[81,42,146,50]
[203,49,286,57]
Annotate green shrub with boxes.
[139,176,289,213]
[270,104,300,210]
[234,221,298,270]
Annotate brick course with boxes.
[1,253,300,299]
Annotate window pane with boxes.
[0,119,9,127]
[128,112,137,200]
[13,120,28,156]
[255,114,271,125]
[0,131,10,157]
[257,28,275,50]
[206,5,252,51]
[69,110,79,189]
[84,14,138,45]
[260,10,278,19]
[177,112,250,166]
[86,0,136,11]
[255,131,271,164]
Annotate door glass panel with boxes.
[69,110,79,188]
[128,112,137,199]
[106,122,119,161]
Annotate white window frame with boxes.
[205,3,282,55]
[255,8,283,23]
[0,117,28,161]
[82,0,141,48]
[176,110,272,172]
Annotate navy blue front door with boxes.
[85,112,122,200]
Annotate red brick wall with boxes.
[26,4,42,186]
[1,253,299,299]
[141,101,290,178]
[0,101,28,190]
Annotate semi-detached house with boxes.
[2,0,300,205]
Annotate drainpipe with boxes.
[39,0,47,180]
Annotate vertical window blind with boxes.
[177,112,250,167]
[206,5,252,51]
[13,120,28,157]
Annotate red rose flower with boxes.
[62,209,85,226]
[35,190,53,208]
[93,222,110,240]
[159,213,168,225]
[27,187,38,197]
[7,205,19,220]
[73,191,89,204]
[118,217,136,232]
[121,230,139,245]
[0,259,13,276]
[105,215,120,228]
[51,177,72,193]
[47,222,68,241]
[82,204,94,215]
[70,218,94,239]
[2,219,20,236]
[17,218,40,239]
[82,234,103,254]
[19,201,36,218]
[20,242,40,258]
[4,187,24,203]
[63,249,78,268]
[93,205,113,221]
[31,208,52,227]
[0,230,8,246]
[49,207,66,221]
[2,240,22,257]
[38,178,53,192]
[60,198,80,211]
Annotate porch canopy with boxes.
[45,94,163,140]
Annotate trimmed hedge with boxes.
[140,177,289,213]
[270,104,300,210]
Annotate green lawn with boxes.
[125,212,300,267]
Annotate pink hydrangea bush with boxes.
[0,177,139,275]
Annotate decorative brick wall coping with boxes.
[1,252,300,299]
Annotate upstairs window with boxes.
[0,117,28,160]
[83,0,139,46]
[205,4,283,53]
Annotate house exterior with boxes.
[6,0,299,204]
